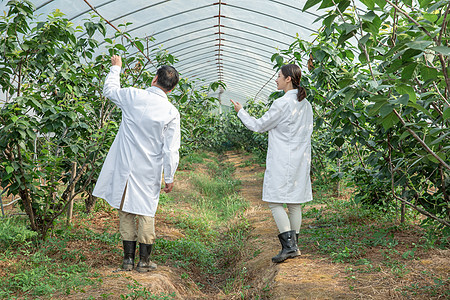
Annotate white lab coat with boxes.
[237,89,313,204]
[93,65,180,217]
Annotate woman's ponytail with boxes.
[297,86,307,102]
[281,64,307,102]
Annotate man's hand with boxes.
[111,55,122,67]
[230,99,242,113]
[164,182,174,193]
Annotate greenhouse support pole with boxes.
[67,162,77,224]
[0,190,4,218]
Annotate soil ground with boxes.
[2,151,448,299]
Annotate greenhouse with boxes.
[0,0,449,299]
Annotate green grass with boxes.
[178,151,211,170]
[301,194,449,298]
[153,153,251,288]
[2,151,447,299]
[0,250,101,298]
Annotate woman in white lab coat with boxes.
[231,64,313,263]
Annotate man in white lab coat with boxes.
[93,55,180,272]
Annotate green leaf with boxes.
[319,0,335,9]
[430,132,450,145]
[379,103,394,117]
[134,40,144,53]
[360,0,375,9]
[401,63,417,80]
[443,107,450,120]
[431,46,450,56]
[334,137,345,147]
[418,0,433,8]
[5,166,14,174]
[302,0,322,11]
[115,44,127,51]
[420,65,438,82]
[396,94,410,105]
[381,112,398,130]
[373,0,386,9]
[359,34,370,45]
[399,131,410,141]
[407,102,433,118]
[367,95,388,116]
[360,11,377,22]
[406,40,432,51]
[396,84,416,103]
[423,13,438,22]
[323,14,337,28]
[340,23,359,34]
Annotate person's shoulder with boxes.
[272,95,290,108]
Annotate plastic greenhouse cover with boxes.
[1,0,335,104]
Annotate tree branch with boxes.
[393,109,450,171]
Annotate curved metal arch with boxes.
[94,3,216,43]
[69,0,121,21]
[174,45,270,68]
[220,73,276,90]
[222,32,279,53]
[35,0,55,10]
[182,63,267,82]
[195,77,260,96]
[225,3,318,34]
[129,18,292,58]
[170,40,214,56]
[175,44,219,59]
[127,28,214,58]
[179,61,271,82]
[219,55,274,73]
[223,16,297,40]
[188,65,270,84]
[187,68,261,85]
[98,15,215,47]
[198,76,273,99]
[220,45,274,65]
[217,78,270,94]
[148,29,277,58]
[178,63,219,77]
[176,59,219,74]
[179,53,275,76]
[266,0,321,17]
[223,26,291,47]
[172,38,275,63]
[219,74,276,94]
[220,47,274,67]
[221,37,276,56]
[175,48,273,71]
[174,51,218,67]
[174,53,221,70]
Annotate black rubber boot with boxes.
[272,230,301,263]
[136,243,157,272]
[122,240,136,271]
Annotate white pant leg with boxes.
[287,204,302,234]
[268,202,291,233]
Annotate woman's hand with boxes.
[230,99,242,113]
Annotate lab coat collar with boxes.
[285,89,298,95]
[147,86,168,99]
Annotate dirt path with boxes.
[223,151,354,299]
[69,151,355,300]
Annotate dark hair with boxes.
[280,64,307,102]
[156,65,179,92]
